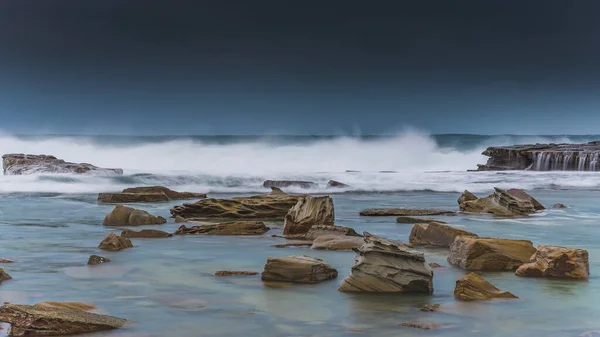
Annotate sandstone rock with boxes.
[271,241,314,248]
[87,255,111,266]
[448,236,536,271]
[34,302,97,312]
[457,190,478,204]
[515,245,590,279]
[311,235,363,251]
[283,196,334,235]
[98,233,133,251]
[263,180,317,189]
[552,203,568,209]
[214,271,259,277]
[338,232,433,293]
[2,154,123,176]
[121,229,173,238]
[458,188,536,216]
[327,180,349,188]
[420,304,440,312]
[428,262,443,268]
[359,208,456,216]
[174,215,187,223]
[0,259,14,263]
[103,205,166,226]
[302,225,360,240]
[170,190,301,220]
[396,216,447,224]
[454,272,518,301]
[506,188,545,210]
[261,256,338,283]
[400,322,455,330]
[409,223,478,247]
[0,303,126,336]
[98,186,206,203]
[174,221,269,235]
[0,268,12,284]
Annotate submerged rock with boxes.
[98,233,134,251]
[0,303,126,336]
[261,256,338,283]
[300,225,360,240]
[552,203,568,209]
[2,153,123,176]
[121,229,173,238]
[448,236,536,271]
[0,268,12,284]
[271,240,314,248]
[214,270,259,277]
[170,190,301,221]
[174,221,269,235]
[420,304,441,312]
[263,180,317,189]
[98,186,206,203]
[338,232,433,293]
[326,180,349,188]
[87,255,111,266]
[311,235,363,251]
[103,205,167,226]
[458,188,536,216]
[409,223,478,247]
[396,216,447,224]
[454,272,518,301]
[360,208,456,216]
[428,262,443,268]
[34,302,97,312]
[0,259,14,263]
[283,196,334,235]
[515,245,590,280]
[399,322,455,330]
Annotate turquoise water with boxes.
[0,189,598,337]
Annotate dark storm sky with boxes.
[1,0,599,135]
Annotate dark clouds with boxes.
[1,0,600,134]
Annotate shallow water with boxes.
[0,189,598,337]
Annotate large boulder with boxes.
[448,236,536,271]
[0,268,12,284]
[283,196,334,235]
[174,221,269,235]
[2,154,123,176]
[120,229,173,238]
[87,255,111,266]
[98,186,206,203]
[515,245,590,280]
[311,235,363,251]
[102,205,167,226]
[263,180,317,189]
[506,188,545,210]
[0,303,126,336]
[261,256,338,283]
[170,189,301,221]
[409,223,478,247]
[359,208,456,216]
[338,232,434,293]
[458,188,536,216]
[454,272,518,301]
[98,233,134,251]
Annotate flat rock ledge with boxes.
[2,154,123,176]
[214,271,259,277]
[261,256,338,284]
[263,180,317,189]
[458,188,537,216]
[396,216,447,224]
[98,186,206,203]
[360,208,456,216]
[0,303,126,336]
[448,236,536,271]
[120,229,173,238]
[454,272,518,301]
[174,221,269,235]
[409,222,478,247]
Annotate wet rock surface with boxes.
[261,255,338,283]
[121,229,173,238]
[400,322,455,330]
[87,255,111,266]
[33,302,97,312]
[262,180,317,189]
[448,236,536,271]
[103,205,167,226]
[214,270,260,277]
[506,188,545,210]
[310,235,363,250]
[283,196,334,235]
[174,221,269,235]
[454,272,518,301]
[552,203,568,209]
[396,216,447,224]
[419,304,441,312]
[326,180,349,188]
[458,188,536,216]
[2,154,123,176]
[298,225,360,241]
[515,245,590,279]
[98,233,134,251]
[409,222,478,247]
[359,208,456,216]
[98,186,206,203]
[0,268,12,284]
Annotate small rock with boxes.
[271,241,314,248]
[0,259,14,263]
[454,272,518,301]
[409,222,478,247]
[326,180,349,188]
[87,255,111,266]
[396,216,447,224]
[261,256,338,283]
[400,322,455,330]
[552,203,568,209]
[420,304,440,312]
[175,221,269,235]
[263,180,317,189]
[98,233,134,251]
[283,196,335,235]
[515,245,589,279]
[428,263,442,268]
[121,229,173,238]
[311,235,363,250]
[360,209,456,216]
[103,205,167,226]
[174,215,188,223]
[214,271,260,277]
[0,268,12,284]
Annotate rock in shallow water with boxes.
[214,271,259,277]
[396,216,447,224]
[454,272,518,301]
[0,303,126,336]
[0,268,12,284]
[458,188,536,216]
[98,233,133,251]
[174,221,269,235]
[338,232,433,293]
[103,205,167,227]
[515,245,590,280]
[409,222,478,247]
[399,322,455,330]
[283,196,335,235]
[326,180,349,188]
[121,229,173,238]
[552,203,568,209]
[87,255,111,266]
[419,304,440,312]
[0,259,14,263]
[359,209,456,216]
[98,186,206,203]
[261,256,338,284]
[2,154,123,176]
[310,235,363,251]
[448,236,536,271]
[263,180,317,189]
[34,302,97,312]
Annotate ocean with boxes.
[0,132,599,336]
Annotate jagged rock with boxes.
[515,245,590,279]
[311,235,363,250]
[170,190,301,220]
[360,208,456,216]
[448,236,536,271]
[87,255,111,266]
[103,205,166,226]
[34,302,97,312]
[174,221,269,235]
[552,203,568,209]
[475,141,600,171]
[121,229,173,238]
[98,186,206,203]
[327,180,349,188]
[0,268,12,284]
[454,272,518,301]
[506,188,545,210]
[98,233,133,251]
[400,322,455,330]
[457,190,478,204]
[214,270,259,277]
[283,196,335,235]
[420,304,440,312]
[263,180,317,189]
[0,259,14,263]
[338,232,433,293]
[261,256,338,283]
[271,241,314,248]
[458,188,536,216]
[0,303,126,336]
[2,154,123,176]
[409,223,478,247]
[396,216,447,224]
[428,262,443,268]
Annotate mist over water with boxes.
[0,131,599,194]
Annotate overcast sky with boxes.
[1,0,599,135]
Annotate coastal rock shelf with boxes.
[475,141,600,171]
[2,153,123,175]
